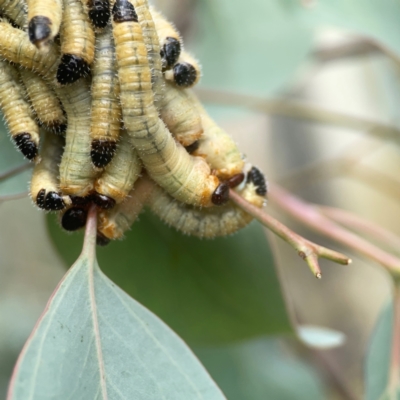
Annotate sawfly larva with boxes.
[27,0,62,49]
[148,166,267,238]
[61,205,89,231]
[20,68,67,134]
[151,7,181,71]
[30,130,72,210]
[0,20,59,81]
[85,0,110,28]
[90,26,121,168]
[93,129,142,208]
[0,0,27,28]
[56,80,98,196]
[57,0,95,84]
[165,51,201,88]
[0,59,40,161]
[112,0,228,207]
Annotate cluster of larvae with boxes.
[0,0,267,245]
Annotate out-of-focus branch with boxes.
[229,189,351,278]
[0,191,28,202]
[269,184,400,276]
[0,163,32,182]
[389,285,400,392]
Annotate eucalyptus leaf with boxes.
[9,213,226,400]
[47,210,292,345]
[194,338,326,399]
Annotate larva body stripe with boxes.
[112,0,224,207]
[20,68,67,133]
[57,0,95,84]
[27,0,62,49]
[56,80,98,196]
[0,20,59,82]
[97,176,154,240]
[94,130,142,205]
[0,0,27,27]
[30,131,71,210]
[0,59,40,161]
[190,93,244,180]
[160,82,203,147]
[164,51,201,88]
[150,7,181,70]
[90,26,121,168]
[148,173,266,238]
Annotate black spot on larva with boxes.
[88,0,110,28]
[91,139,117,168]
[112,0,138,23]
[212,182,229,206]
[227,173,245,188]
[61,207,88,231]
[173,62,197,87]
[247,166,267,196]
[184,140,199,154]
[92,193,116,209]
[161,37,181,70]
[36,189,46,209]
[28,16,52,45]
[45,192,66,210]
[71,195,91,206]
[13,133,38,160]
[96,232,110,246]
[56,54,90,85]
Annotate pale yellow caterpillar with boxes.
[0,0,27,28]
[164,51,201,88]
[57,0,95,84]
[0,20,59,81]
[30,130,72,210]
[93,129,142,208]
[90,26,121,168]
[150,6,181,71]
[27,0,62,49]
[56,80,98,196]
[112,0,228,207]
[148,167,267,238]
[0,59,40,161]
[20,68,67,134]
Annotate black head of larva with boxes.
[184,140,199,154]
[88,0,111,28]
[56,54,90,85]
[247,167,267,196]
[161,37,181,70]
[227,173,245,188]
[96,232,111,247]
[62,207,88,231]
[45,192,66,210]
[91,139,117,168]
[173,62,197,88]
[13,133,38,160]
[28,16,52,45]
[211,182,230,206]
[112,0,138,23]
[36,189,46,209]
[92,193,116,209]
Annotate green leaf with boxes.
[194,338,326,399]
[9,214,226,400]
[47,210,292,345]
[193,0,314,95]
[365,301,394,400]
[0,113,31,197]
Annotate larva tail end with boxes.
[112,0,138,23]
[211,182,230,205]
[161,37,181,70]
[91,139,117,168]
[247,167,267,196]
[96,232,111,246]
[28,16,52,47]
[57,55,91,85]
[61,207,88,231]
[185,140,200,154]
[92,193,116,209]
[88,0,111,28]
[13,133,38,161]
[173,62,198,88]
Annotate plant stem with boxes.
[389,285,400,392]
[0,163,32,182]
[229,189,351,278]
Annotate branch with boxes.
[0,163,32,182]
[229,189,351,278]
[0,191,28,202]
[269,184,400,277]
[390,284,400,392]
